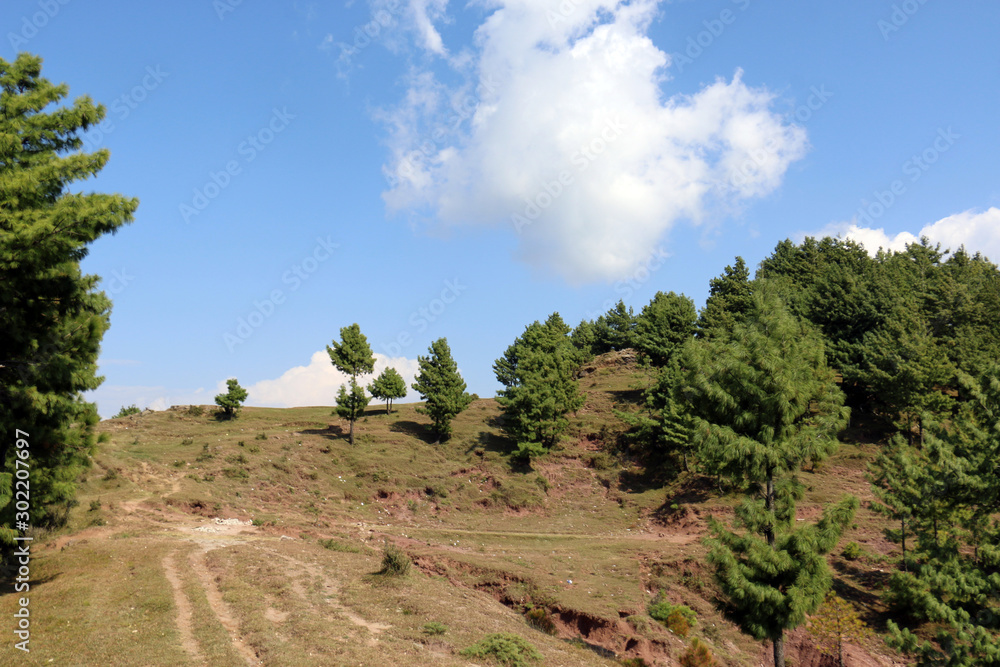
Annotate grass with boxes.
[0,354,910,666]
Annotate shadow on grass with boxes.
[608,388,644,405]
[389,420,430,442]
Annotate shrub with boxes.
[378,542,411,577]
[524,605,556,634]
[459,633,542,667]
[113,404,141,418]
[186,405,205,417]
[255,431,268,440]
[648,600,697,638]
[841,541,862,560]
[222,467,249,480]
[422,621,448,636]
[225,453,248,465]
[180,437,193,446]
[679,638,720,667]
[88,499,102,512]
[319,538,360,553]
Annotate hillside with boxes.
[1,353,909,666]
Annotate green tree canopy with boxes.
[326,323,376,445]
[696,256,753,337]
[633,291,697,367]
[495,313,584,460]
[369,367,407,414]
[412,338,473,443]
[681,283,855,667]
[0,54,138,550]
[214,378,248,419]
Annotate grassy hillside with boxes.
[0,353,909,666]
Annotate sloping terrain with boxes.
[1,353,910,665]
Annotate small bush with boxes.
[841,541,862,560]
[225,453,249,465]
[222,467,249,480]
[247,444,261,454]
[113,404,141,419]
[649,600,697,638]
[679,638,720,667]
[255,431,268,440]
[89,499,102,512]
[196,445,214,462]
[524,605,556,635]
[102,467,119,482]
[620,659,649,667]
[422,621,448,636]
[378,542,411,577]
[186,405,205,417]
[180,437,193,446]
[460,633,542,667]
[319,538,360,553]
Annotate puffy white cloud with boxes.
[379,0,807,282]
[817,207,1000,261]
[245,351,420,408]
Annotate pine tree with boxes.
[0,54,138,550]
[214,378,248,419]
[495,313,584,460]
[633,291,697,367]
[593,300,637,353]
[368,367,407,414]
[696,256,753,337]
[326,323,375,445]
[411,338,473,443]
[806,592,874,667]
[681,282,856,667]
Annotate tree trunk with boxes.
[773,634,785,667]
[838,635,845,667]
[901,517,907,572]
[349,417,355,446]
[765,466,775,546]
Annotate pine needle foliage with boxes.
[0,54,138,550]
[411,338,473,443]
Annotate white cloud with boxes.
[817,207,1000,261]
[379,0,807,283]
[245,351,420,408]
[87,382,224,419]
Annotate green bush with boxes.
[186,405,205,417]
[648,600,697,638]
[319,538,360,553]
[422,621,448,636]
[222,467,249,480]
[679,638,720,667]
[460,633,542,667]
[378,542,411,577]
[524,605,556,634]
[113,404,141,418]
[841,541,862,560]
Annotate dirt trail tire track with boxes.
[189,543,261,665]
[162,551,206,664]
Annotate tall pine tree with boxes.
[0,54,138,551]
[327,323,375,445]
[412,338,473,443]
[681,282,856,667]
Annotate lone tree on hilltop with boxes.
[215,378,248,419]
[412,338,473,444]
[327,323,375,445]
[369,367,407,414]
[0,54,138,553]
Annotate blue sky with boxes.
[5,0,999,416]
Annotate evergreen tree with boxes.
[411,338,473,443]
[368,367,407,414]
[593,300,637,353]
[495,313,584,460]
[806,592,874,667]
[633,291,697,367]
[570,318,598,360]
[214,378,248,419]
[696,256,753,337]
[326,323,375,445]
[335,380,370,440]
[0,54,138,550]
[617,359,694,474]
[681,283,856,667]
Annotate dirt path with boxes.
[189,542,260,665]
[162,551,206,664]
